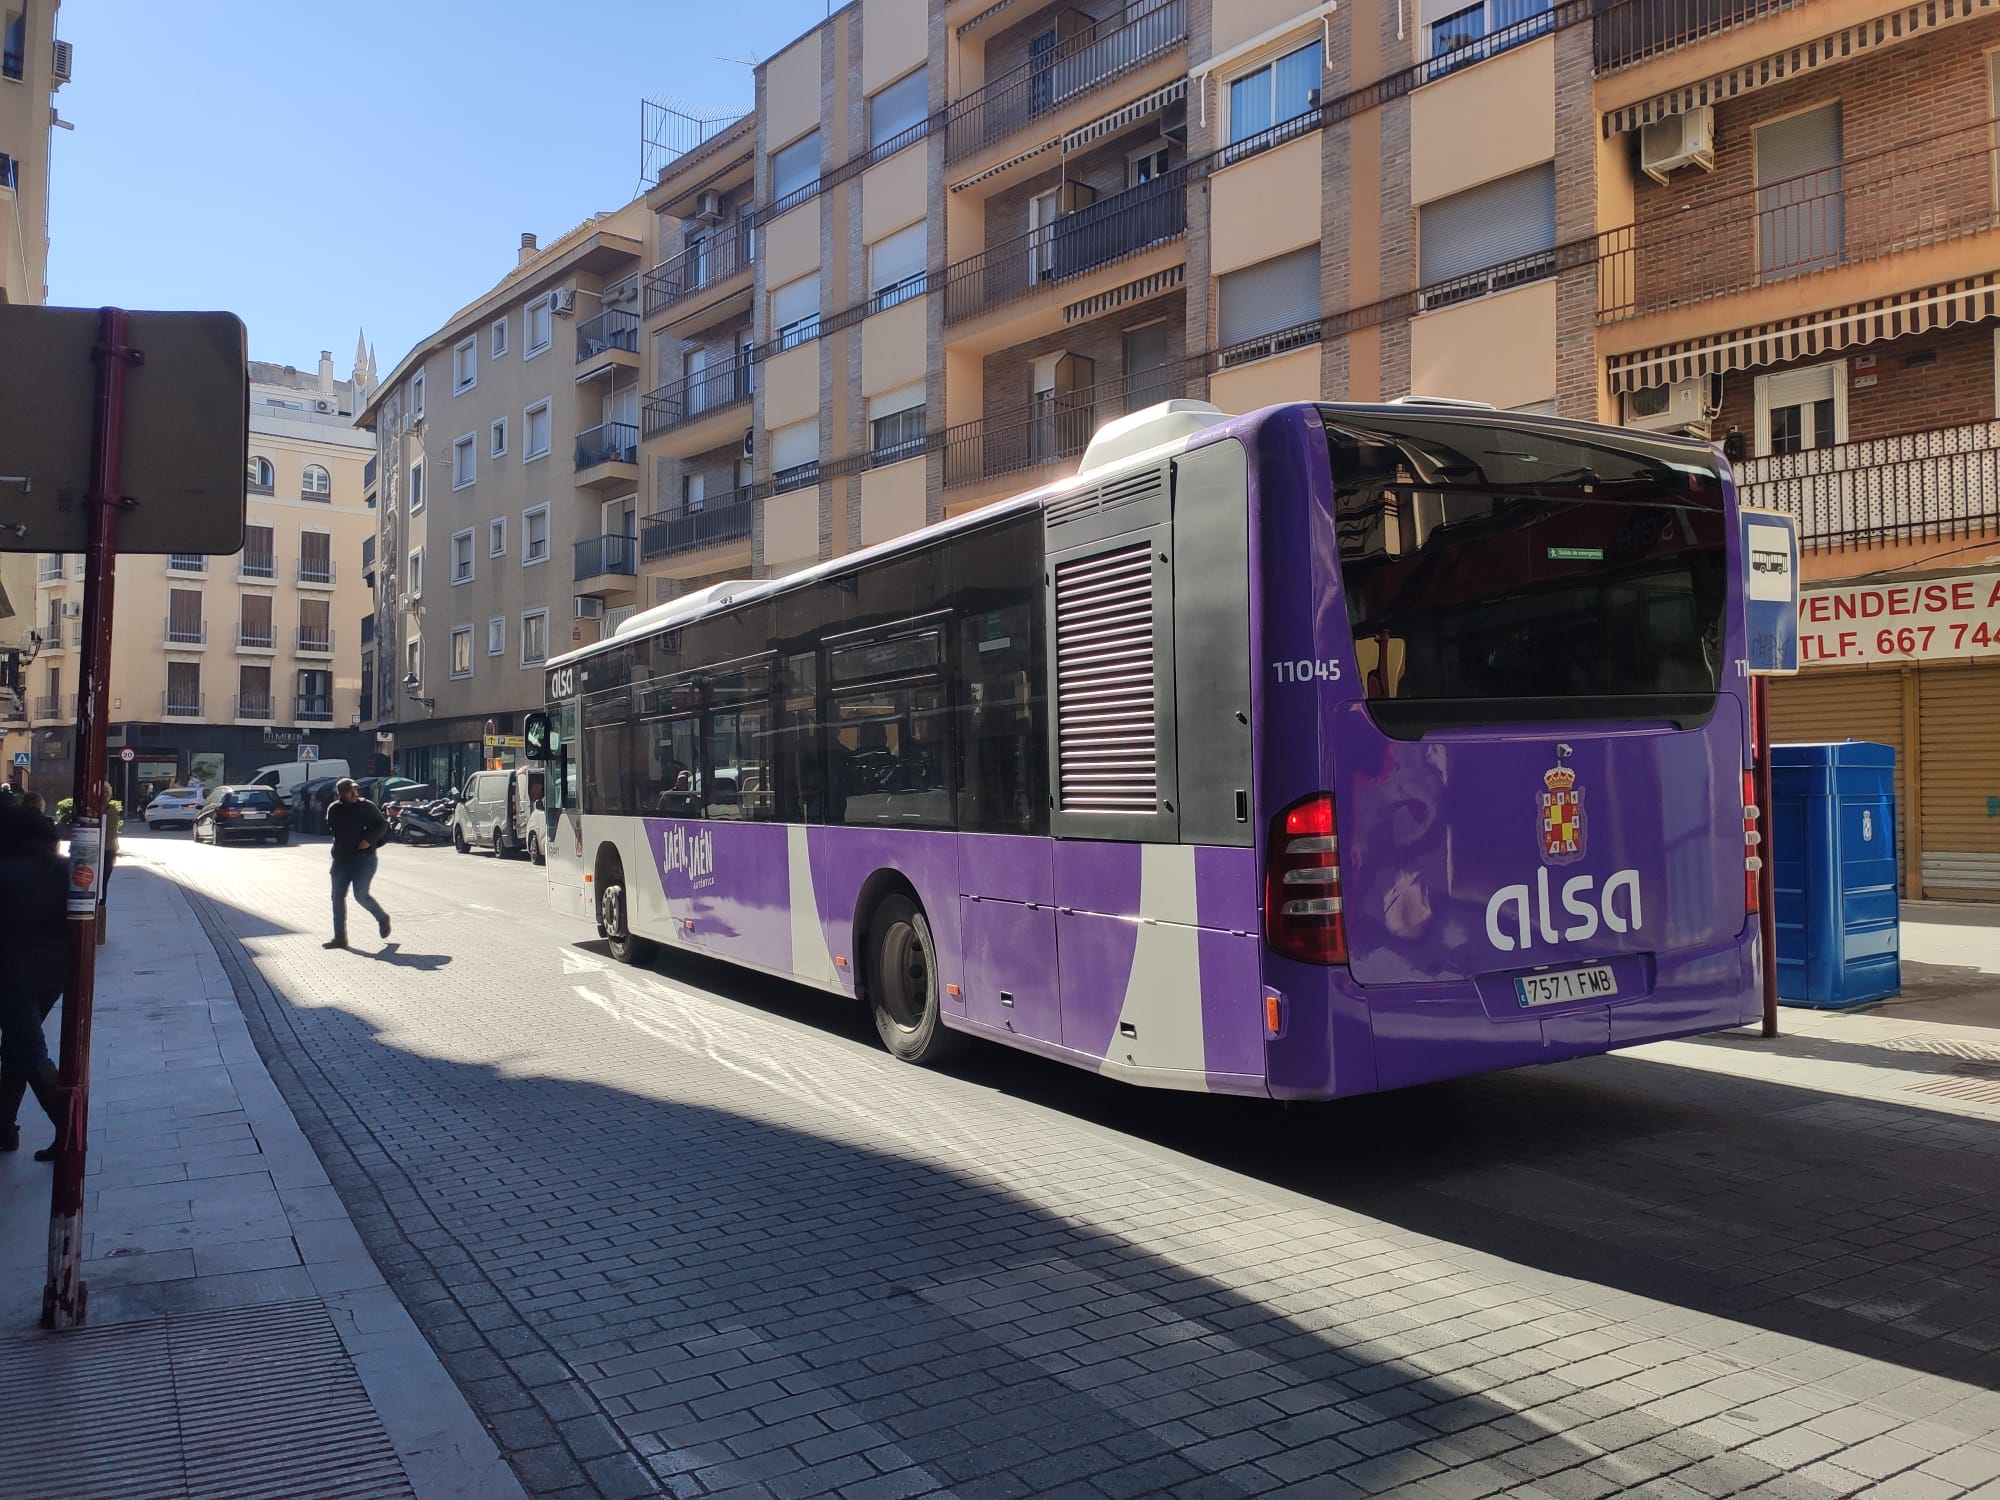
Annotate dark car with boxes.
[193,785,292,846]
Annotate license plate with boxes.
[240,811,265,820]
[1514,964,1617,1008]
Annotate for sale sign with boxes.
[1799,572,2000,666]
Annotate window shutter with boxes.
[1217,246,1321,347]
[772,131,820,198]
[1756,104,1841,185]
[869,70,928,147]
[772,275,819,329]
[867,383,925,422]
[867,223,926,294]
[771,420,818,473]
[1417,163,1556,285]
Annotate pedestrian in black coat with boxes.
[0,806,70,1159]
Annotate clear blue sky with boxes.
[48,0,836,375]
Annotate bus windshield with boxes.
[1323,410,1727,728]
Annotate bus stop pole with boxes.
[43,308,140,1330]
[1754,675,1780,1039]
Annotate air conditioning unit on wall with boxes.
[694,190,725,223]
[1623,376,1713,436]
[1640,106,1716,185]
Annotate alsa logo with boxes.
[1485,754,1644,952]
[660,824,716,888]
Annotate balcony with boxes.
[165,618,208,647]
[296,697,334,724]
[640,493,754,563]
[364,455,378,492]
[1598,119,2000,325]
[575,309,641,379]
[1736,421,2000,548]
[34,695,73,721]
[238,553,277,581]
[297,558,337,588]
[943,170,1188,330]
[643,219,755,323]
[38,624,71,653]
[942,353,1209,491]
[235,696,274,722]
[237,623,276,652]
[574,421,640,489]
[163,693,205,720]
[296,628,336,657]
[944,0,1188,165]
[641,352,755,453]
[167,554,208,576]
[1594,0,1793,73]
[574,533,639,583]
[36,557,62,583]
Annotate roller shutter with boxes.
[1916,662,2000,900]
[1767,668,1908,883]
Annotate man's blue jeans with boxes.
[331,852,388,942]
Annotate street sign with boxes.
[1741,507,1800,676]
[296,743,320,763]
[0,305,248,555]
[483,734,525,750]
[12,752,29,767]
[117,748,135,763]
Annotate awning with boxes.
[1062,80,1187,154]
[1606,273,2000,394]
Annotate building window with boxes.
[491,416,507,458]
[298,597,331,653]
[1416,162,1556,304]
[167,588,204,645]
[491,316,509,358]
[771,420,820,493]
[488,617,505,656]
[450,627,473,679]
[298,669,332,720]
[410,459,425,513]
[488,516,506,557]
[771,130,820,202]
[521,609,549,665]
[1217,245,1322,352]
[526,296,553,356]
[240,592,273,649]
[524,401,551,460]
[452,434,476,489]
[411,369,425,418]
[241,524,275,580]
[523,505,549,565]
[1756,103,1844,282]
[407,548,424,599]
[869,70,928,149]
[300,464,331,500]
[3,10,24,81]
[771,275,821,351]
[453,337,477,394]
[406,637,421,684]
[165,661,201,718]
[451,529,474,585]
[683,472,706,513]
[299,530,333,584]
[1227,39,1322,148]
[246,455,275,493]
[867,222,927,310]
[238,665,272,721]
[1427,0,1554,78]
[868,385,926,466]
[1754,362,1846,456]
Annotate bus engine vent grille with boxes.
[1045,467,1163,529]
[1054,541,1157,814]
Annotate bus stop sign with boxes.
[1742,507,1800,676]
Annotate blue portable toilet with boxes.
[1771,741,1901,1008]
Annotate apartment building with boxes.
[359,210,648,792]
[0,0,69,778]
[29,353,377,795]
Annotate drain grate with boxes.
[0,1299,412,1500]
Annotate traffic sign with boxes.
[483,734,525,750]
[12,752,30,768]
[296,743,320,763]
[118,748,135,763]
[1741,507,1800,676]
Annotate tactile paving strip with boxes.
[0,1298,413,1500]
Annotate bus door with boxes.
[541,699,591,923]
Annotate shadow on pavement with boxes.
[353,942,452,972]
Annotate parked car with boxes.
[193,785,292,846]
[451,767,543,858]
[247,758,351,798]
[142,786,203,830]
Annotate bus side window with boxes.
[773,652,820,823]
[704,662,775,821]
[957,603,1042,834]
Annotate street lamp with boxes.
[402,671,435,715]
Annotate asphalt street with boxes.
[112,824,2000,1500]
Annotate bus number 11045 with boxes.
[1271,658,1343,684]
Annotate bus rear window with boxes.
[1325,412,1727,729]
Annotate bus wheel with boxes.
[867,895,966,1066]
[601,878,657,966]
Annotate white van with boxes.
[249,758,351,797]
[451,766,543,859]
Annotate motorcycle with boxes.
[388,794,455,847]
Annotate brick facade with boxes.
[978,289,1188,424]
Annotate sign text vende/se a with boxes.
[1800,572,2000,665]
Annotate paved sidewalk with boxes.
[0,864,522,1500]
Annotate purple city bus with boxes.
[526,400,1761,1100]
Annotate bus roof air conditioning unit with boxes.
[1623,376,1711,434]
[694,190,725,223]
[1640,106,1715,185]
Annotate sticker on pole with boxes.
[66,822,102,918]
[1740,507,1800,676]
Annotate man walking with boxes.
[325,778,392,950]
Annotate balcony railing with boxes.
[640,494,754,561]
[944,0,1188,163]
[576,308,641,364]
[1736,421,2000,548]
[943,169,1189,325]
[36,558,62,582]
[644,219,756,319]
[168,554,207,575]
[941,353,1209,489]
[575,421,639,470]
[163,693,205,719]
[296,628,336,655]
[1598,119,2000,323]
[165,618,207,646]
[296,697,334,723]
[574,533,639,580]
[235,696,273,722]
[1594,0,1794,71]
[238,623,275,649]
[642,354,755,438]
[34,695,72,721]
[238,554,276,580]
[298,558,336,585]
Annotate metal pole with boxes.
[43,308,140,1331]
[1754,674,1780,1040]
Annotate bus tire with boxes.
[601,879,657,966]
[866,895,965,1067]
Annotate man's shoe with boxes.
[323,937,348,950]
[32,1140,57,1163]
[378,915,391,940]
[0,1124,18,1153]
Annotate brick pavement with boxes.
[139,830,2000,1499]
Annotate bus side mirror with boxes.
[524,712,553,761]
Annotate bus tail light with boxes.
[1743,770,1762,914]
[1264,793,1347,966]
